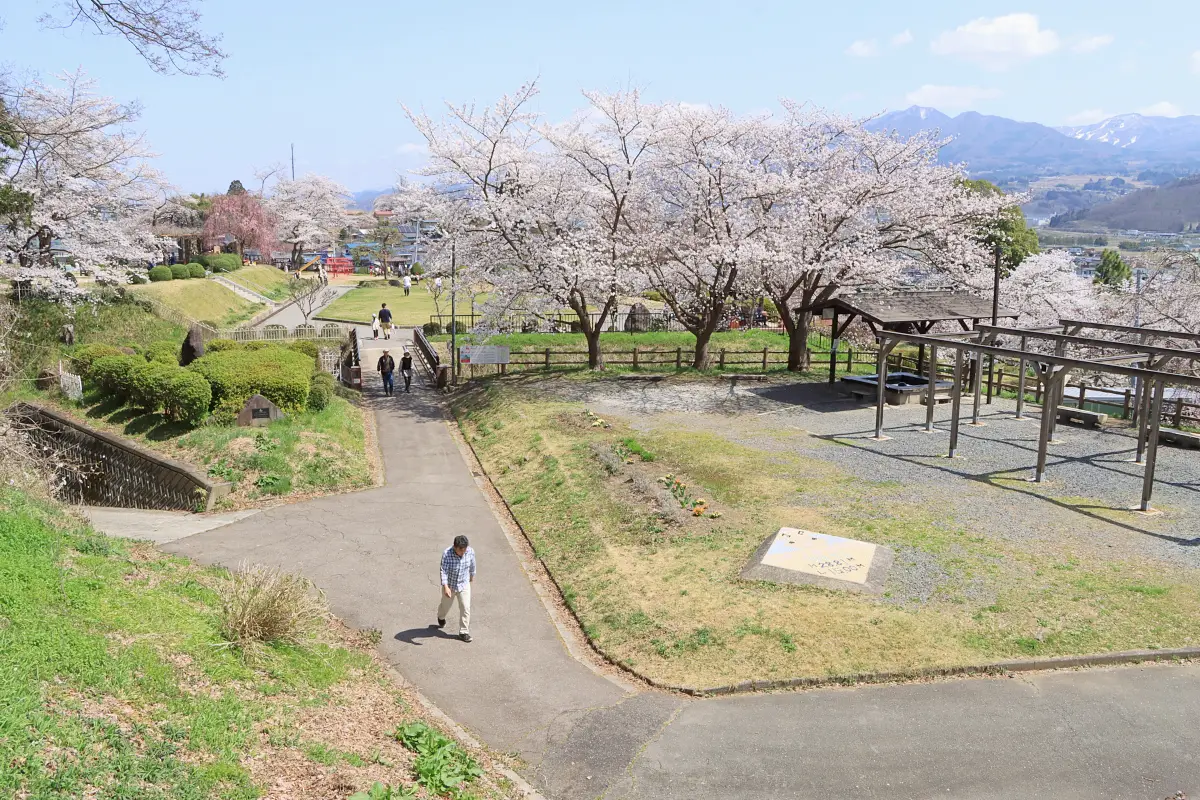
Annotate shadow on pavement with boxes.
[394,624,461,646]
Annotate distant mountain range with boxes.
[1050,175,1200,233]
[350,188,391,211]
[867,107,1200,178]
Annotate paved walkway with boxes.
[151,335,1200,799]
[250,284,353,329]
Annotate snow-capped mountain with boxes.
[1056,114,1200,158]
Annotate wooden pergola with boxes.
[869,320,1200,512]
[152,225,205,264]
[810,290,1020,385]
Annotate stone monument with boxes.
[741,527,893,595]
[179,324,206,366]
[236,394,283,427]
[624,302,651,332]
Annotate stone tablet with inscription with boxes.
[236,394,283,427]
[741,527,893,595]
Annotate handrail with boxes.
[413,326,440,371]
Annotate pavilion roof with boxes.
[811,290,1020,327]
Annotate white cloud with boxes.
[1071,34,1115,53]
[846,39,880,57]
[904,84,1002,112]
[1138,101,1184,117]
[395,143,426,155]
[891,30,914,47]
[1064,109,1112,126]
[1191,50,1200,75]
[930,13,1060,71]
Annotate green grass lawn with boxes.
[453,378,1200,689]
[0,489,516,798]
[317,281,488,325]
[53,392,375,508]
[223,266,307,302]
[132,279,265,328]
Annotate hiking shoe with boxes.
[437,618,446,629]
[459,633,472,643]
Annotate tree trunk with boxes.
[571,293,614,370]
[692,328,714,370]
[584,328,605,370]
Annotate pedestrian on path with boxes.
[377,349,396,396]
[378,303,393,339]
[371,313,380,340]
[437,535,475,642]
[403,274,411,297]
[400,350,413,393]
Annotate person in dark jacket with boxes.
[377,349,396,396]
[378,303,393,340]
[400,350,414,393]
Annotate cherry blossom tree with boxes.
[34,0,227,77]
[0,71,164,290]
[268,174,350,270]
[408,82,647,369]
[202,191,275,259]
[750,106,1016,370]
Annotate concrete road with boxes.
[147,336,1200,800]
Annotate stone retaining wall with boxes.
[10,403,231,512]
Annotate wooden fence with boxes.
[460,344,1200,429]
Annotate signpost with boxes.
[459,345,510,365]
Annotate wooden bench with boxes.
[1158,428,1200,449]
[1056,408,1109,428]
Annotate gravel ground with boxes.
[536,375,1200,576]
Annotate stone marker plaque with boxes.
[741,527,893,595]
[236,394,283,427]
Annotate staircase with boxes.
[209,274,278,307]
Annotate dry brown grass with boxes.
[453,379,1200,689]
[219,564,329,657]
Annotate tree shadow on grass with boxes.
[84,396,125,420]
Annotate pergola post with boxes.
[925,343,938,432]
[917,343,926,376]
[1035,367,1065,482]
[1135,373,1154,464]
[828,310,839,385]
[1015,335,1028,420]
[970,347,985,426]
[873,339,898,440]
[1141,378,1166,512]
[949,348,965,458]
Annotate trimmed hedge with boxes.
[411,263,424,275]
[287,340,320,362]
[187,263,206,278]
[308,372,335,411]
[72,344,125,376]
[195,253,242,273]
[89,355,143,401]
[129,361,177,411]
[422,322,442,336]
[169,264,191,280]
[141,341,180,365]
[148,265,173,282]
[129,274,149,285]
[188,347,314,415]
[166,369,212,425]
[205,338,241,353]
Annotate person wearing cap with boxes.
[376,349,396,396]
[437,535,475,642]
[400,349,413,393]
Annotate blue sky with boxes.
[2,1,1195,192]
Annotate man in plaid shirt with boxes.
[437,535,476,642]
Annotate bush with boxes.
[165,369,212,426]
[188,347,315,413]
[642,289,664,303]
[205,338,242,353]
[196,253,242,273]
[411,263,424,276]
[449,321,468,335]
[148,265,173,282]
[308,372,335,411]
[170,264,191,280]
[129,273,149,285]
[142,341,180,365]
[187,263,206,278]
[288,340,320,362]
[128,360,177,411]
[72,343,124,377]
[218,564,326,656]
[422,322,442,336]
[89,355,142,400]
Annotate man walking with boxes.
[402,273,411,297]
[378,303,393,340]
[377,349,395,396]
[437,535,475,642]
[400,349,414,393]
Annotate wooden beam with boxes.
[1142,378,1166,512]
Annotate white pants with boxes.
[437,584,471,634]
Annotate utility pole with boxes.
[450,240,458,384]
[990,243,1002,326]
[290,144,295,180]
